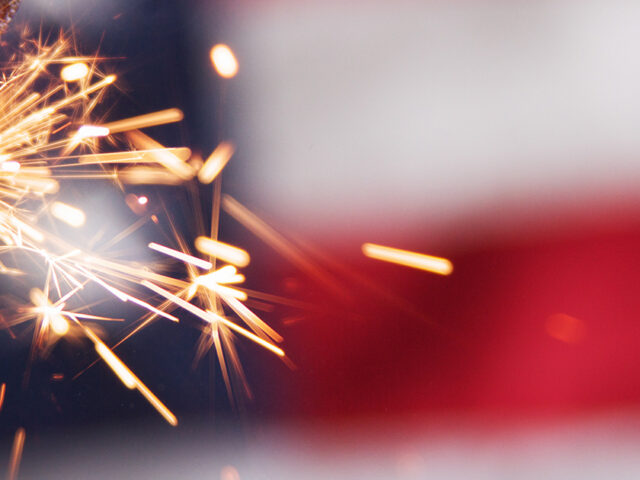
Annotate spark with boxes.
[198,141,235,184]
[75,124,110,139]
[149,241,213,270]
[126,130,194,180]
[7,428,25,480]
[0,31,285,436]
[142,280,284,358]
[101,108,184,134]
[1,30,289,469]
[210,44,239,78]
[60,62,89,82]
[0,382,5,412]
[362,243,453,275]
[82,325,178,426]
[195,236,250,268]
[50,201,86,227]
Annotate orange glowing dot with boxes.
[546,313,585,344]
[210,44,239,78]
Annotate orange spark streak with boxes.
[362,243,453,275]
[101,108,184,134]
[82,326,178,426]
[7,427,25,480]
[198,141,235,184]
[0,382,5,412]
[149,242,212,270]
[126,130,194,180]
[195,236,250,268]
[142,280,284,357]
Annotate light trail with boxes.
[195,236,250,267]
[100,108,184,134]
[149,242,213,270]
[7,427,25,480]
[198,141,235,184]
[0,382,5,412]
[362,243,453,275]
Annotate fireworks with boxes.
[0,30,287,472]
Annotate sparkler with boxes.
[1,30,286,473]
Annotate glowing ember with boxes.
[362,243,453,275]
[60,62,89,82]
[210,44,239,78]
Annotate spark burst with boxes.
[1,30,286,472]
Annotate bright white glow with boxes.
[51,202,86,228]
[1,161,20,173]
[195,236,250,267]
[60,62,89,82]
[75,125,110,139]
[210,44,239,78]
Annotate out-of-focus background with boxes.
[3,0,640,478]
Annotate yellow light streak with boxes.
[149,242,213,270]
[142,280,284,357]
[95,342,136,389]
[362,243,453,275]
[127,130,194,180]
[7,427,25,480]
[118,166,186,185]
[195,236,250,267]
[214,313,285,358]
[78,148,191,164]
[210,44,239,78]
[208,265,237,283]
[222,294,283,343]
[193,274,248,301]
[0,382,5,412]
[75,124,109,139]
[50,201,86,228]
[221,195,341,295]
[82,326,178,426]
[8,217,44,243]
[198,141,235,184]
[101,108,184,134]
